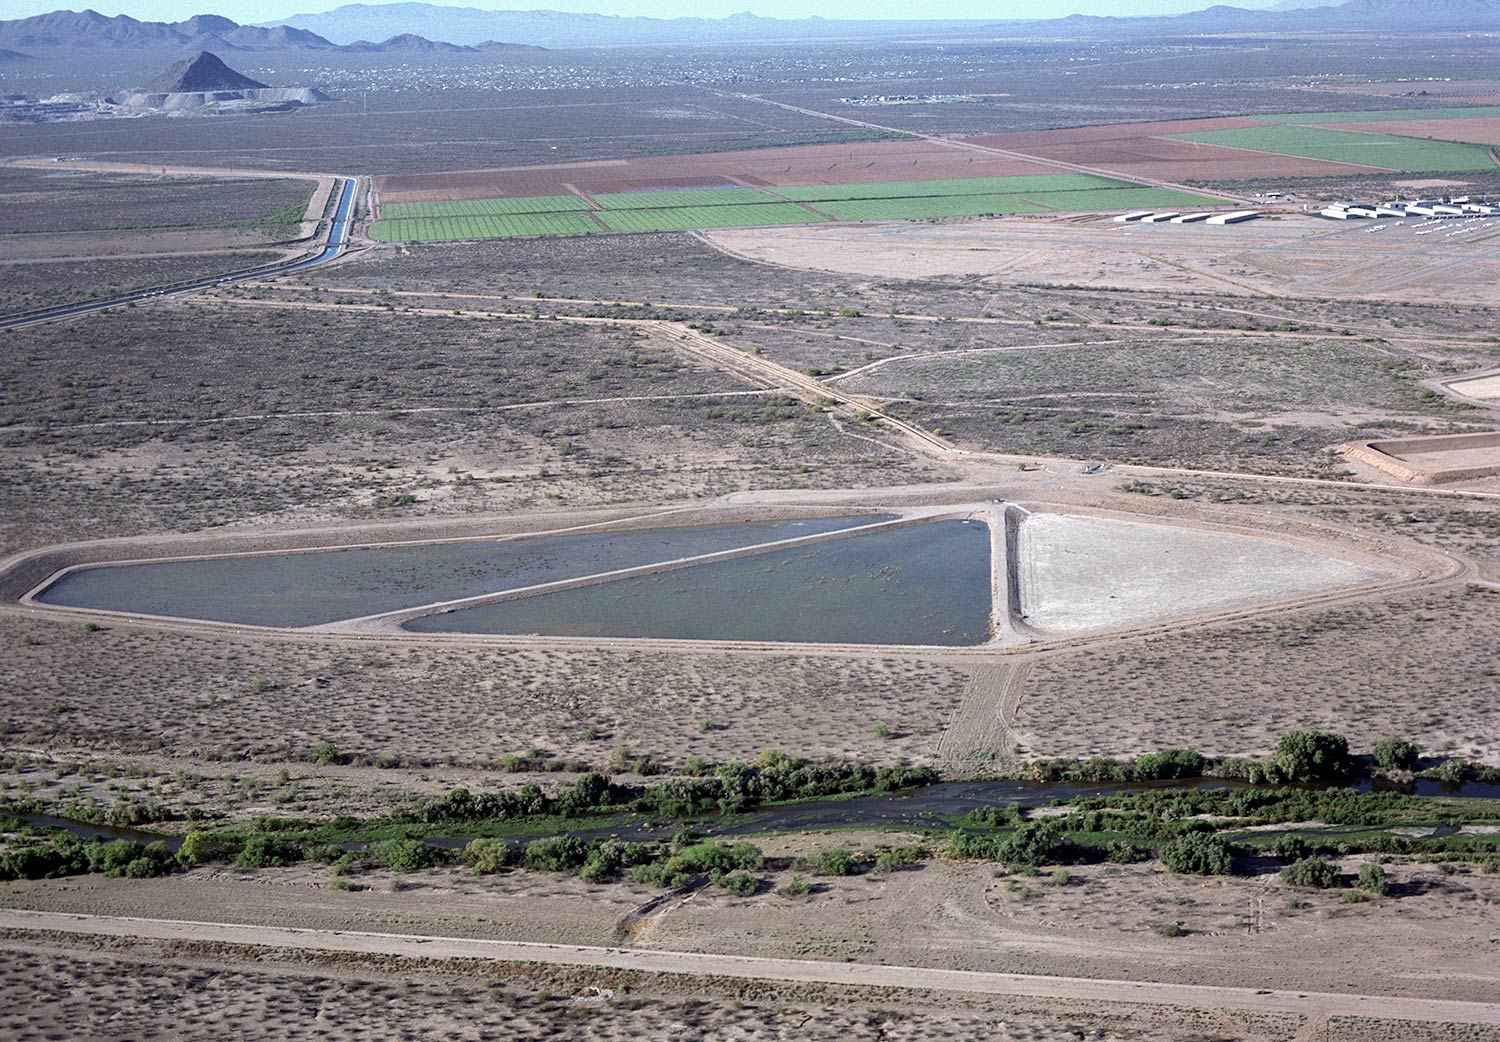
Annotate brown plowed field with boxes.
[1002,137,1378,180]
[1324,118,1500,146]
[964,116,1274,148]
[966,118,1383,179]
[376,140,1056,204]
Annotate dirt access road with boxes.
[205,291,1500,506]
[4,909,1496,1033]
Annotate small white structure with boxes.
[1319,206,1356,220]
[1142,212,1179,223]
[1113,211,1153,223]
[1205,210,1260,225]
[1170,212,1212,223]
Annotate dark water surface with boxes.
[37,516,890,627]
[404,519,993,645]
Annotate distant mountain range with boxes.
[0,9,539,53]
[1,1,1497,56]
[267,0,1500,46]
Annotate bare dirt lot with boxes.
[705,215,1500,303]
[1,852,1496,1008]
[0,929,1344,1042]
[1323,118,1500,147]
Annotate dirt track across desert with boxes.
[4,909,1497,1031]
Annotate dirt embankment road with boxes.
[3,910,1496,1031]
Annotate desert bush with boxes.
[1135,748,1206,780]
[718,871,759,895]
[311,741,342,766]
[461,838,514,874]
[1280,857,1342,889]
[1272,732,1353,783]
[522,836,592,873]
[1355,862,1389,896]
[234,834,301,869]
[815,848,858,876]
[371,839,443,872]
[1372,737,1419,772]
[1160,833,1232,875]
[780,874,812,897]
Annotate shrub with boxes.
[873,845,924,872]
[1159,922,1184,937]
[1159,833,1232,876]
[1280,857,1342,889]
[1106,840,1150,864]
[816,848,857,876]
[0,840,90,881]
[1355,862,1389,896]
[630,840,761,889]
[718,871,759,895]
[176,830,221,867]
[998,822,1065,868]
[1272,732,1353,783]
[1135,748,1206,780]
[372,839,442,872]
[462,838,514,874]
[75,838,175,879]
[577,839,654,883]
[781,874,812,897]
[1271,835,1311,862]
[522,836,592,873]
[1372,737,1419,772]
[234,834,301,869]
[312,742,342,766]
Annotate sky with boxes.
[6,0,1235,25]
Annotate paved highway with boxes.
[0,175,357,331]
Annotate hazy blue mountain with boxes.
[264,4,982,47]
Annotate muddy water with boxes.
[403,519,993,646]
[36,516,890,628]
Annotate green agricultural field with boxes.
[368,212,602,242]
[768,173,1125,202]
[814,185,1220,221]
[1022,186,1226,210]
[1169,124,1496,172]
[1260,107,1500,125]
[588,186,773,209]
[815,195,1046,221]
[597,203,825,232]
[379,195,591,219]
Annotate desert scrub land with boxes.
[1021,583,1500,763]
[0,300,934,554]
[0,612,967,766]
[0,251,283,315]
[0,932,1324,1042]
[0,169,314,236]
[862,332,1491,475]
